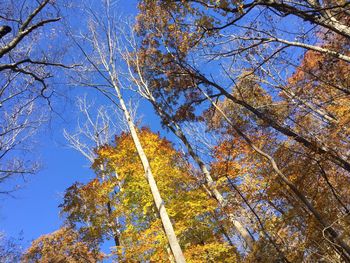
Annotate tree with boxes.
[22,227,104,263]
[62,128,239,262]
[136,0,350,172]
[0,0,72,194]
[62,96,143,254]
[201,80,350,261]
[135,0,350,260]
[70,1,186,261]
[113,23,257,252]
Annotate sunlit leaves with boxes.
[22,227,104,263]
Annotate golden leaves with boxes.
[22,227,104,262]
[89,128,237,261]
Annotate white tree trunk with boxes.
[113,85,186,263]
[147,94,255,250]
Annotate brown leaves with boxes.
[22,227,104,263]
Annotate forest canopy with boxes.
[1,0,349,262]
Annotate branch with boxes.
[0,16,60,58]
[235,36,350,63]
[0,58,79,72]
[0,26,11,39]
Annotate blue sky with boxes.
[0,0,146,254]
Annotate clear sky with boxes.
[0,0,151,256]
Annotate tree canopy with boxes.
[2,0,350,262]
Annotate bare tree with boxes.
[0,232,22,263]
[70,2,186,262]
[63,96,133,250]
[0,0,73,194]
[64,96,130,163]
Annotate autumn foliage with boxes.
[20,0,350,262]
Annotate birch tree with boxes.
[63,96,128,251]
[70,2,186,261]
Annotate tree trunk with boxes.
[146,93,255,250]
[113,84,186,263]
[106,201,120,247]
[200,86,350,261]
[196,73,350,173]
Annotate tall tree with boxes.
[135,0,350,261]
[71,1,186,261]
[116,28,257,252]
[62,128,238,262]
[0,0,73,194]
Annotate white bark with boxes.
[199,85,350,261]
[71,3,186,260]
[150,95,255,250]
[117,25,255,251]
[111,80,186,263]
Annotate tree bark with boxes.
[200,86,350,261]
[112,84,186,263]
[195,73,350,173]
[145,92,255,251]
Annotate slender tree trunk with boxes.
[112,84,186,263]
[100,165,121,248]
[106,201,120,247]
[145,92,255,250]
[199,86,350,261]
[195,73,350,173]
